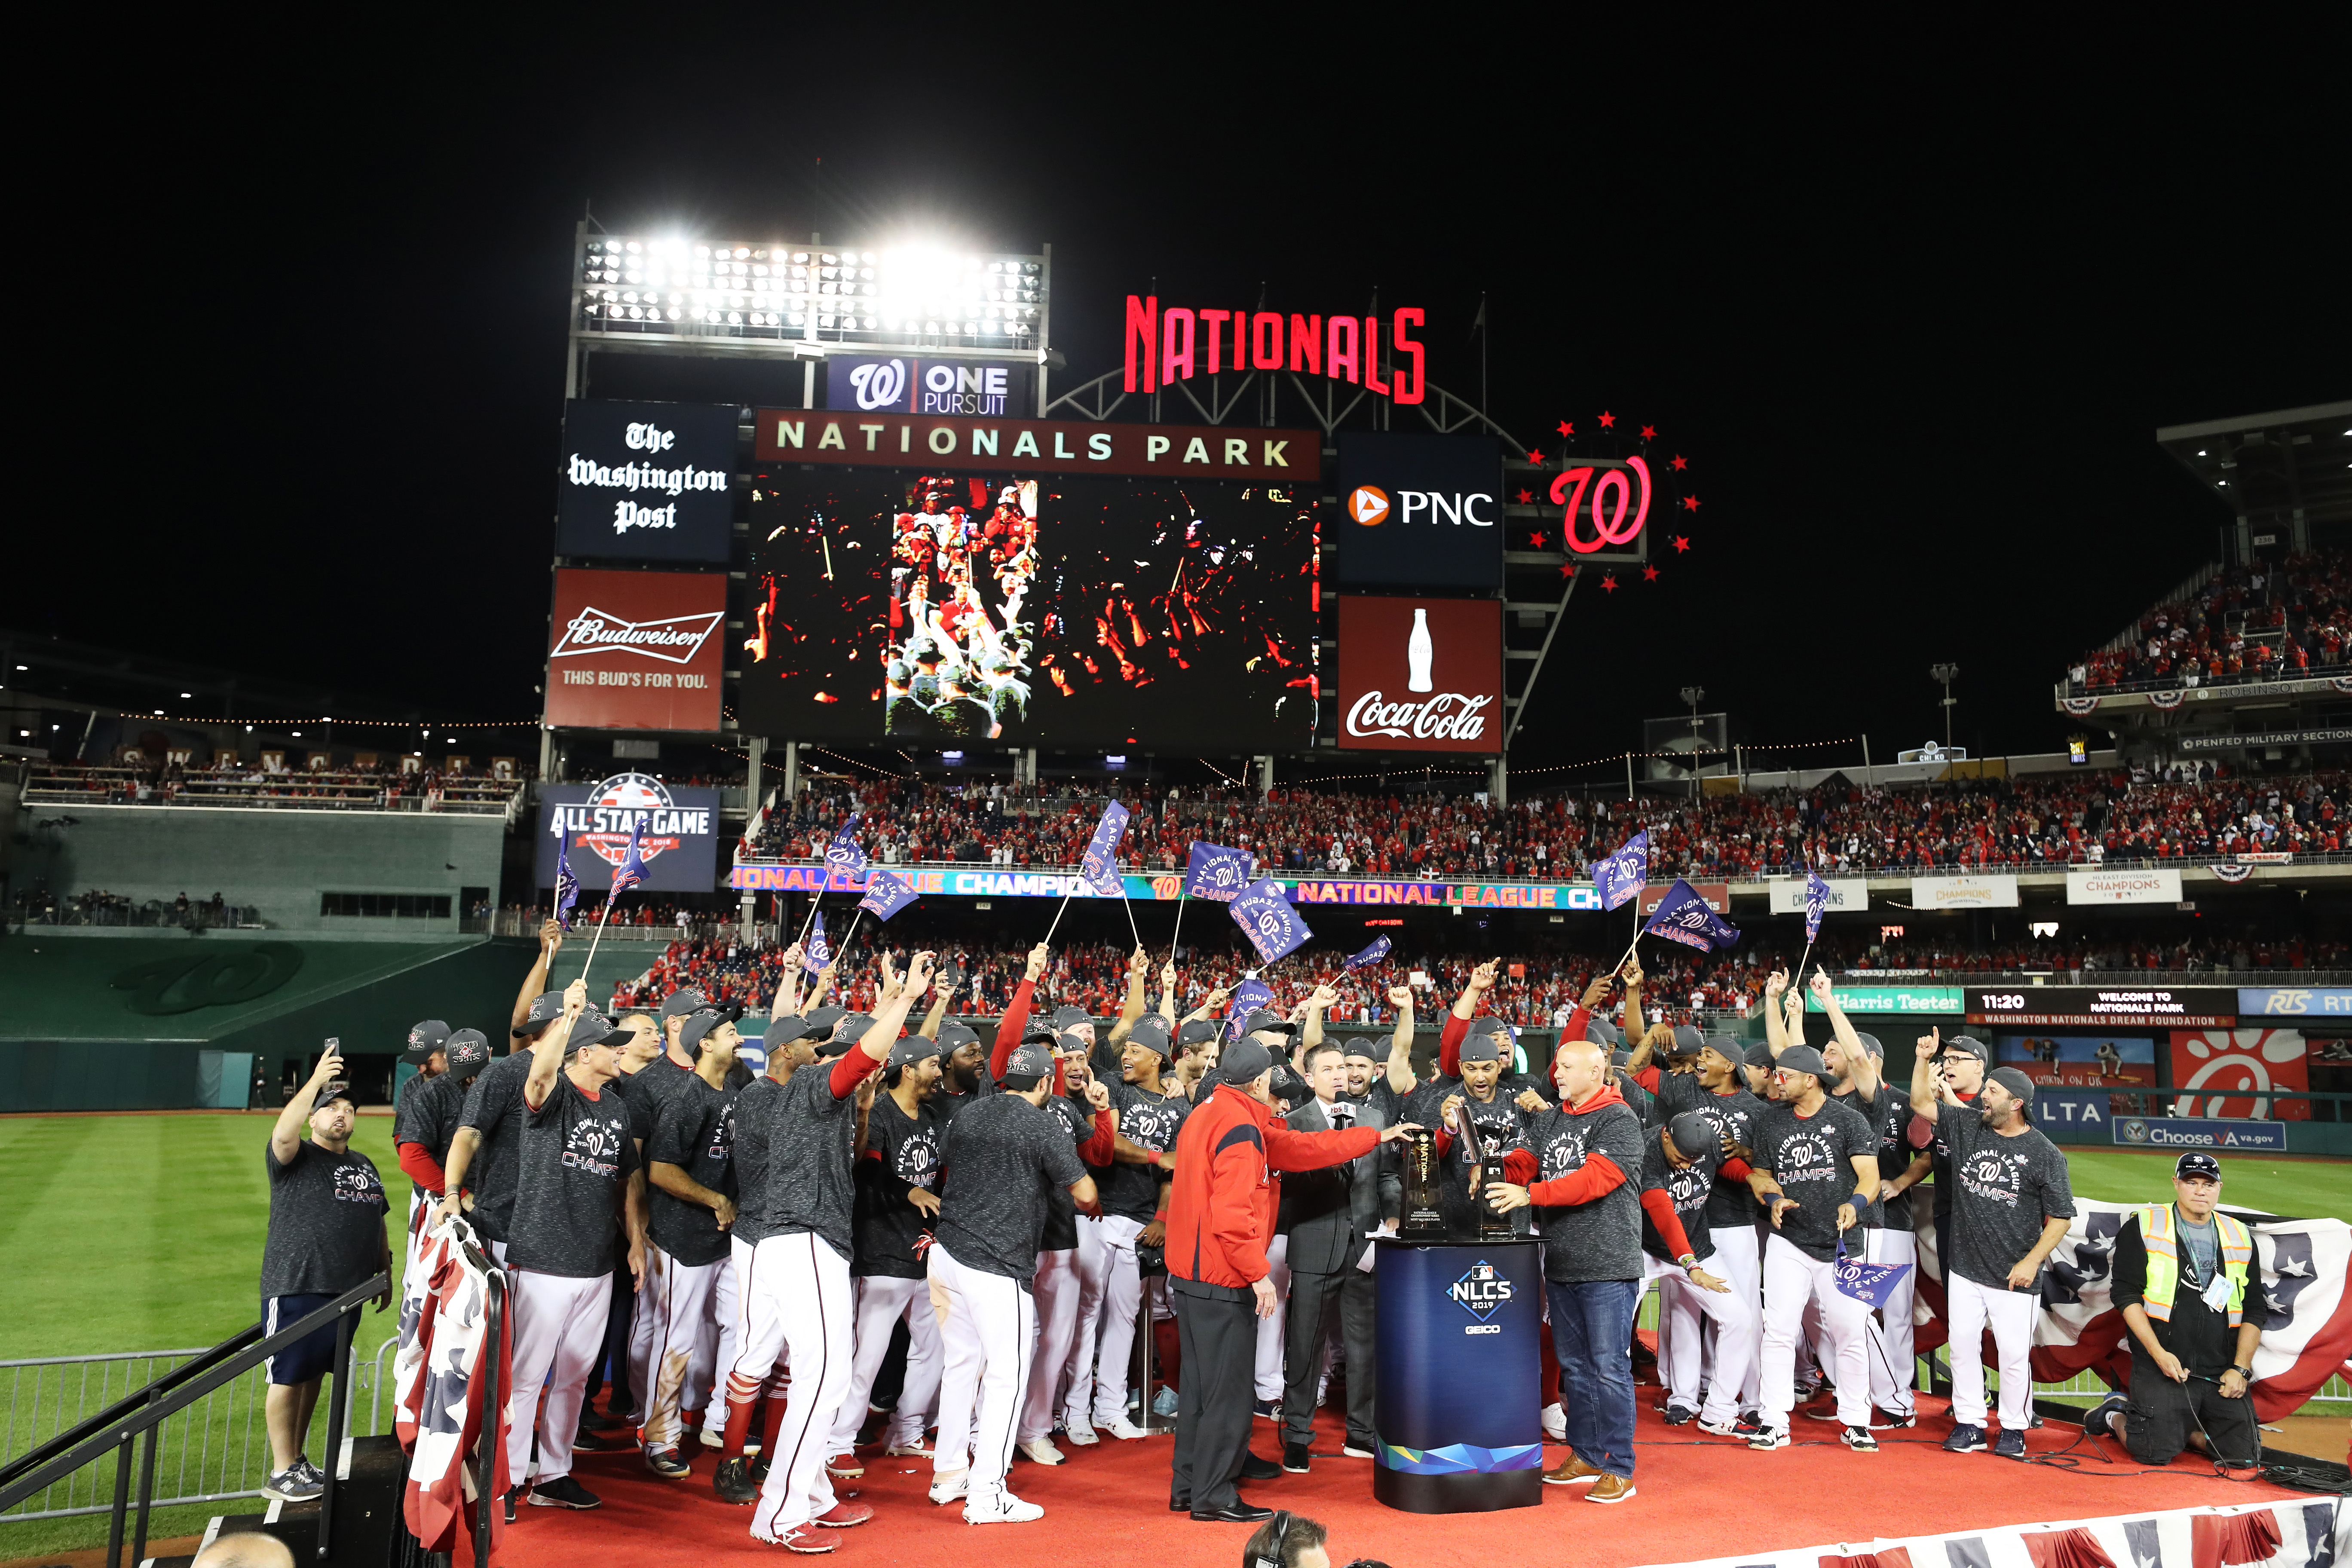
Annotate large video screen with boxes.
[737,468,1318,750]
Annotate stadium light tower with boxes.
[1931,663,1959,748]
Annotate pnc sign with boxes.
[1332,431,1504,592]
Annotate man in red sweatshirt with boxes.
[1163,1036,1421,1524]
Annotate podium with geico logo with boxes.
[1371,1238,1543,1513]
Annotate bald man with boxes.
[192,1532,295,1568]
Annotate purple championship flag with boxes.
[803,910,830,974]
[858,868,919,921]
[1804,869,1833,943]
[1831,1238,1912,1308]
[1344,935,1392,971]
[1594,830,1649,912]
[554,842,580,930]
[1642,877,1740,954]
[609,816,649,894]
[825,816,868,878]
[1229,876,1313,966]
[1224,976,1275,1039]
[1080,800,1131,895]
[1183,841,1253,901]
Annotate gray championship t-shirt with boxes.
[456,1050,535,1245]
[395,1072,472,1202]
[1695,1085,1770,1234]
[1410,1076,1534,1237]
[1937,1108,2076,1291]
[934,1093,1090,1289]
[731,1075,785,1248]
[738,1050,883,1263]
[1638,1133,1723,1263]
[1751,1099,1880,1263]
[1101,1078,1188,1224]
[617,1055,699,1145]
[646,1075,737,1269]
[1038,1093,1102,1253]
[1522,1094,1647,1283]
[392,1073,442,1204]
[261,1141,389,1298]
[1835,1081,1919,1232]
[506,1073,640,1278]
[852,1091,942,1280]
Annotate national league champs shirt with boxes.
[1939,1109,2076,1290]
[455,1050,536,1245]
[852,1091,941,1279]
[1100,1078,1187,1224]
[1513,1085,1647,1283]
[646,1075,738,1269]
[506,1073,640,1278]
[261,1140,389,1298]
[933,1093,1091,1289]
[1749,1097,1880,1262]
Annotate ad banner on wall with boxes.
[544,568,727,732]
[554,400,738,563]
[1335,597,1501,754]
[2169,1027,2310,1120]
[536,772,720,893]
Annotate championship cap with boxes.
[402,1020,451,1064]
[1743,1041,1776,1069]
[1986,1066,2039,1104]
[661,988,712,1022]
[804,1004,847,1038]
[1670,1024,1706,1058]
[1340,1036,1381,1062]
[1021,1020,1060,1046]
[1939,1035,1990,1063]
[1700,1035,1743,1067]
[443,1029,490,1075]
[1218,1038,1276,1087]
[1268,1062,1309,1106]
[1850,1031,1885,1060]
[561,1007,630,1057]
[1584,1015,1622,1049]
[818,1013,876,1058]
[513,991,567,1037]
[1774,1044,1830,1081]
[937,1020,982,1054]
[1000,1041,1054,1089]
[2174,1152,2222,1181]
[763,1014,822,1050]
[1052,1005,1092,1035]
[1176,1018,1221,1051]
[681,1011,736,1056]
[888,1034,943,1069]
[1127,1015,1174,1061]
[1240,1008,1296,1038]
[1667,1111,1715,1161]
[1457,1030,1504,1065]
[311,1079,355,1112]
[1609,1048,1632,1067]
[1058,1028,1096,1057]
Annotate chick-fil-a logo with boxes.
[1551,456,1653,553]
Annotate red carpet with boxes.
[479,1395,2309,1568]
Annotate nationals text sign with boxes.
[1336,597,1501,754]
[545,568,726,732]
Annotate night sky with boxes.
[36,37,2344,779]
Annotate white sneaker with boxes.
[928,1470,968,1506]
[1017,1437,1064,1466]
[1060,1419,1099,1448]
[1097,1416,1150,1441]
[698,1427,726,1450]
[1541,1403,1567,1441]
[884,1437,935,1458]
[964,1489,1045,1525]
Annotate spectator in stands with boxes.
[259,1045,391,1504]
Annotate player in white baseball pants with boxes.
[827,1274,943,1456]
[1947,1271,2037,1434]
[638,1251,730,1452]
[1057,1212,1112,1436]
[929,1240,1035,1502]
[504,1271,610,1487]
[738,1233,853,1543]
[1862,1228,1919,1418]
[1760,1233,1872,1431]
[1020,1246,1079,1446]
[1252,1233,1290,1406]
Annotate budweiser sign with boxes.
[1335,596,1502,756]
[551,606,725,665]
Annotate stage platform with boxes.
[477,1394,2331,1568]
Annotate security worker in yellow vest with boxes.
[2083,1152,2272,1466]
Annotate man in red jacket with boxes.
[1164,1035,1421,1524]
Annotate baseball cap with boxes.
[1609,1047,1632,1067]
[1670,1024,1706,1058]
[1240,1008,1296,1038]
[1775,1044,1830,1080]
[402,1020,451,1064]
[1459,1030,1504,1065]
[1850,1031,1885,1060]
[311,1080,355,1112]
[804,1005,847,1038]
[1052,1005,1093,1035]
[1021,1020,1060,1046]
[1340,1036,1381,1062]
[818,1013,875,1059]
[763,1014,821,1050]
[660,987,712,1021]
[1177,1018,1221,1051]
[1584,1016,1622,1049]
[681,1011,736,1055]
[1001,1041,1054,1088]
[1667,1111,1715,1161]
[1268,1062,1309,1105]
[888,1034,943,1069]
[1743,1041,1776,1069]
[1700,1036,1743,1067]
[1986,1066,2039,1104]
[937,1020,982,1054]
[1219,1038,1276,1087]
[513,991,567,1037]
[2174,1152,2222,1181]
[562,1007,631,1057]
[1939,1035,1990,1063]
[1127,1015,1174,1061]
[443,1029,490,1075]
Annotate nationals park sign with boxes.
[754,409,1318,482]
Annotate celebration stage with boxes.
[475,1393,2332,1568]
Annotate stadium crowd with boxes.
[2067,548,2352,693]
[749,768,2352,882]
[256,923,2269,1558]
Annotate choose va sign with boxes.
[2113,1116,2288,1152]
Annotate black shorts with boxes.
[263,1293,341,1387]
[2121,1363,2260,1467]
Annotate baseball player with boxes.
[639,1010,744,1477]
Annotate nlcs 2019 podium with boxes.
[1371,1237,1544,1514]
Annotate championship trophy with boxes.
[1397,1128,1446,1240]
[1449,1101,1517,1241]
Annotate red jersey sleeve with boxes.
[1528,1152,1627,1207]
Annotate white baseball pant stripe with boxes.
[1088,1215,1146,1424]
[1946,1269,2036,1432]
[1021,1248,1078,1443]
[1759,1233,1871,1430]
[722,1236,791,1418]
[927,1240,1035,1500]
[1698,1221,1763,1415]
[625,1238,671,1421]
[1252,1233,1290,1403]
[1862,1229,1918,1415]
[1057,1214,1112,1427]
[1646,1252,1758,1426]
[503,1270,611,1486]
[825,1274,943,1453]
[641,1254,725,1450]
[747,1234,853,1542]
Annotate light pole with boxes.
[1680,686,1706,800]
[1931,664,1959,750]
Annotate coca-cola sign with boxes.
[545,568,726,732]
[1335,597,1501,755]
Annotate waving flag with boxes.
[554,843,580,931]
[803,910,830,974]
[1344,935,1391,971]
[1183,841,1253,901]
[1081,800,1130,895]
[609,816,649,895]
[1595,830,1648,912]
[1642,878,1740,954]
[824,816,868,878]
[858,868,919,921]
[1230,876,1313,965]
[1225,976,1274,1039]
[1804,870,1833,943]
[1831,1238,1912,1308]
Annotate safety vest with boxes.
[2135,1203,2253,1326]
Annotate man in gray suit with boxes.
[1276,1039,1400,1472]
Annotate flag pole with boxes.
[795,885,827,949]
[1168,892,1187,965]
[1120,889,1141,947]
[580,896,617,990]
[1044,887,1076,943]
[837,908,865,959]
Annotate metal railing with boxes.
[0,1278,388,1567]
